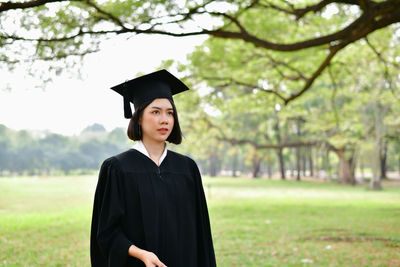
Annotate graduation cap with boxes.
[111,69,190,118]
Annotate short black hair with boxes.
[127,98,183,144]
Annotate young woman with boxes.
[90,69,216,267]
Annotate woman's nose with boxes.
[161,113,169,124]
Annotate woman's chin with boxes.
[151,135,169,143]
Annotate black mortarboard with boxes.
[111,69,190,118]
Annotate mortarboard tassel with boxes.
[123,84,133,119]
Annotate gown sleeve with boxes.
[190,158,217,267]
[90,157,133,267]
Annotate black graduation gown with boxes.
[90,149,216,267]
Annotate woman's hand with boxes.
[128,245,167,267]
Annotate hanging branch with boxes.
[1,0,400,101]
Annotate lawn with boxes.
[0,176,399,266]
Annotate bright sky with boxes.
[0,34,207,136]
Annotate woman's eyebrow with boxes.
[151,106,174,110]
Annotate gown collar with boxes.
[132,140,168,166]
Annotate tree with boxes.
[107,127,131,149]
[170,87,226,176]
[177,69,318,179]
[0,124,135,175]
[82,123,106,132]
[0,124,13,175]
[2,0,400,182]
[179,17,400,184]
[39,133,76,173]
[80,123,108,141]
[1,0,400,102]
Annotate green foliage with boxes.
[82,123,106,132]
[1,0,400,179]
[0,124,132,176]
[177,12,400,178]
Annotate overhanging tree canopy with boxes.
[1,0,400,102]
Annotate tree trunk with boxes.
[336,149,356,185]
[232,152,238,177]
[379,141,388,179]
[314,148,319,178]
[398,155,400,178]
[275,117,286,180]
[209,154,217,177]
[278,148,286,179]
[369,139,383,190]
[252,153,261,178]
[290,149,295,178]
[360,161,365,181]
[296,118,302,180]
[370,179,382,190]
[266,157,273,179]
[296,147,301,181]
[302,151,307,177]
[309,147,314,177]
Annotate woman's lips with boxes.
[158,128,168,134]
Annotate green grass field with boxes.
[0,176,399,266]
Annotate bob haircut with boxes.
[127,98,183,144]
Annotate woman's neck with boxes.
[141,137,166,162]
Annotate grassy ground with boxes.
[0,176,399,266]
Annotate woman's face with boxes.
[139,98,175,144]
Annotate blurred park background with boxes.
[1,0,400,266]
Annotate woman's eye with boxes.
[152,110,159,114]
[168,112,174,115]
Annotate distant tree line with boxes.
[1,118,399,183]
[0,123,131,176]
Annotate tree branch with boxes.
[0,0,76,12]
[201,41,347,107]
[284,43,345,104]
[218,136,319,149]
[82,0,127,29]
[256,0,362,19]
[209,11,248,34]
[3,0,399,52]
[201,75,287,102]
[261,53,307,81]
[2,0,400,105]
[202,111,319,149]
